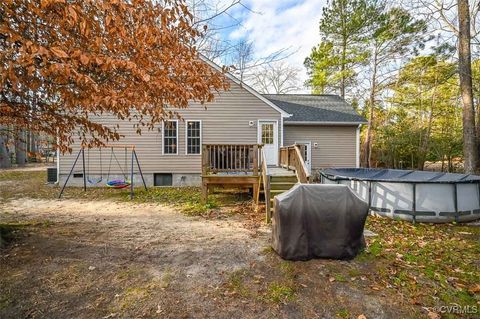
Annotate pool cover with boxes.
[322,168,480,183]
[272,184,369,260]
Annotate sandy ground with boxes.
[2,198,269,283]
[1,198,281,318]
[1,163,55,172]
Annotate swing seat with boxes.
[106,179,131,189]
[87,177,103,185]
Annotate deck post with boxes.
[253,144,259,176]
[278,149,281,168]
[201,180,208,204]
[253,181,259,205]
[201,145,208,176]
[287,147,290,169]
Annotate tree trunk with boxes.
[458,0,478,173]
[363,49,378,168]
[340,38,346,99]
[0,126,11,168]
[15,129,27,166]
[28,130,38,163]
[418,86,437,170]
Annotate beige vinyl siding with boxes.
[59,79,282,175]
[283,125,357,169]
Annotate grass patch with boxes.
[279,261,295,278]
[261,246,275,255]
[226,270,250,298]
[0,171,250,216]
[117,284,156,310]
[336,308,350,318]
[334,274,348,283]
[266,282,295,304]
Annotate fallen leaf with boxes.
[51,47,69,59]
[469,284,480,294]
[80,54,89,65]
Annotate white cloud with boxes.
[228,0,326,92]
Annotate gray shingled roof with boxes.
[263,94,367,124]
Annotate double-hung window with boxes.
[186,121,201,155]
[163,120,178,154]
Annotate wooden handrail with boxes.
[279,144,311,183]
[260,148,271,223]
[202,144,262,175]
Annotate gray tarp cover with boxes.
[272,184,369,261]
[322,168,480,183]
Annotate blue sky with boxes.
[211,0,327,86]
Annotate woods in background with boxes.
[305,0,480,173]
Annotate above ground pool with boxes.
[321,168,480,223]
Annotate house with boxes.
[263,94,366,175]
[57,60,366,189]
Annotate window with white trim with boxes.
[261,123,274,145]
[186,121,201,154]
[163,120,178,154]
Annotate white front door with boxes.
[258,120,278,166]
[295,141,312,173]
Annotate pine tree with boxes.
[305,0,379,98]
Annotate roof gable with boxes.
[199,56,291,117]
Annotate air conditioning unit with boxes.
[47,167,57,183]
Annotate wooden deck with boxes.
[201,144,261,203]
[201,143,311,223]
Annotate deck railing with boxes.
[279,144,311,183]
[260,147,271,222]
[202,144,261,175]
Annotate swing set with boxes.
[58,145,147,199]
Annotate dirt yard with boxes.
[1,168,479,319]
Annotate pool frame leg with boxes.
[454,183,459,223]
[412,183,417,224]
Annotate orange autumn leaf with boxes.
[0,0,229,153]
[80,54,89,65]
[50,47,69,59]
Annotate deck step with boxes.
[270,182,297,190]
[270,175,298,183]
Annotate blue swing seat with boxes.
[106,179,131,189]
[87,177,103,185]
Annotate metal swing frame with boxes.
[58,145,147,200]
[86,147,103,185]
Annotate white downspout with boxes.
[356,125,361,168]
